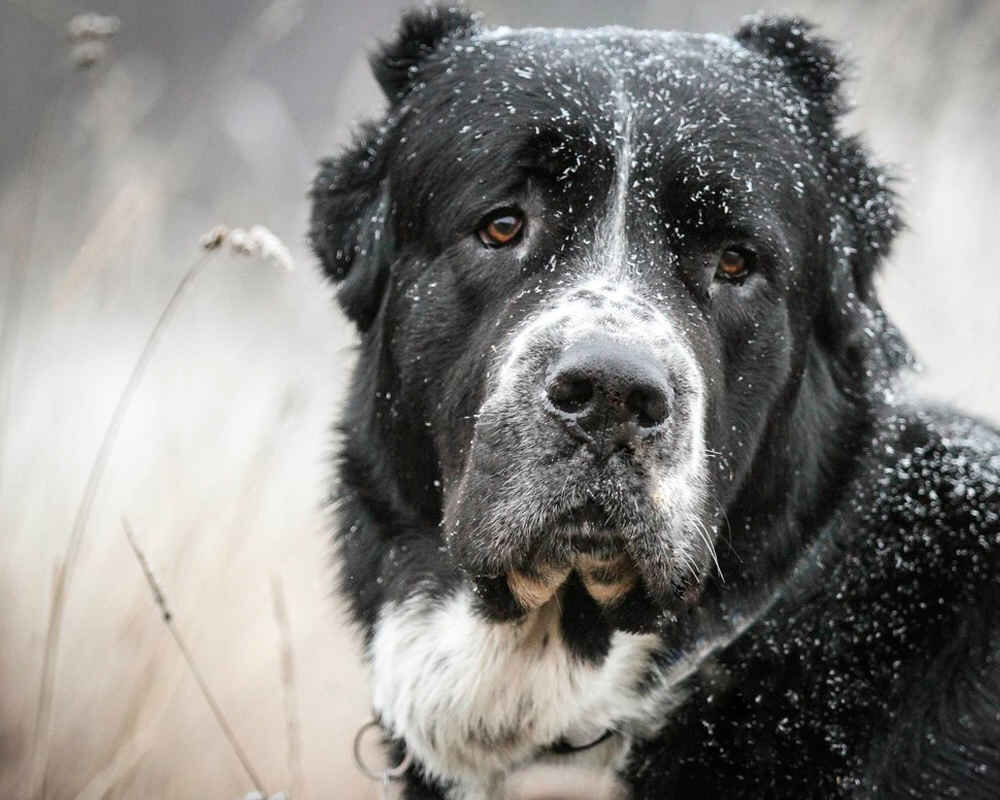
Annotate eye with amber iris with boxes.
[478,210,524,248]
[716,246,756,282]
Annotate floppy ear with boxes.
[736,16,903,362]
[372,5,479,103]
[309,6,480,331]
[735,15,844,120]
[736,15,900,300]
[309,123,392,331]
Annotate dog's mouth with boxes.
[506,501,641,611]
[446,422,712,627]
[507,553,639,610]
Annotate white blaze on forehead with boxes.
[599,79,634,276]
[483,77,648,405]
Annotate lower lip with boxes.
[506,550,638,610]
[576,552,638,605]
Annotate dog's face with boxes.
[313,10,897,632]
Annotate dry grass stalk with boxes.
[29,561,65,800]
[270,576,305,800]
[3,9,122,481]
[9,16,122,795]
[228,225,296,271]
[5,2,308,794]
[202,224,295,271]
[122,517,267,795]
[29,249,214,798]
[66,12,120,70]
[66,11,121,39]
[29,222,295,796]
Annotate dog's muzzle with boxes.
[498,334,683,611]
[444,285,710,624]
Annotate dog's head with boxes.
[313,8,902,632]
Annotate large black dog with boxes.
[310,7,1000,798]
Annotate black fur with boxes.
[371,6,480,101]
[312,8,1000,797]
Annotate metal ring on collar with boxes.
[353,719,413,781]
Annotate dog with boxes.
[310,7,1000,798]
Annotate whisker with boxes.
[694,519,724,584]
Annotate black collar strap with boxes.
[547,729,616,755]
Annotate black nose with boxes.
[544,335,671,453]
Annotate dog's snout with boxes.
[544,336,671,450]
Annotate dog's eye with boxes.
[478,211,524,248]
[716,247,755,281]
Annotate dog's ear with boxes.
[310,7,480,331]
[828,136,901,306]
[734,15,844,119]
[372,5,480,103]
[737,15,901,358]
[310,123,392,331]
[736,15,900,301]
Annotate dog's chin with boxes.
[506,543,638,609]
[466,564,693,635]
[453,502,708,634]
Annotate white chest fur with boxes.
[369,586,669,797]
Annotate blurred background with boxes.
[1,0,998,797]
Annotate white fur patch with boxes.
[599,80,634,271]
[370,587,663,797]
[369,584,771,798]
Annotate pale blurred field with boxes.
[0,1,997,798]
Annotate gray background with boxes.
[1,0,998,797]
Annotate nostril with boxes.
[547,375,594,414]
[544,335,673,447]
[625,385,670,428]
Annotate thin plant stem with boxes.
[30,561,66,800]
[122,517,267,794]
[30,251,213,799]
[271,576,305,800]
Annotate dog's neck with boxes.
[367,587,663,796]
[363,574,782,797]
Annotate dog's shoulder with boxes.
[848,406,1000,796]
[860,405,1000,569]
[630,404,1000,796]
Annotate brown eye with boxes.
[478,212,524,247]
[716,247,753,281]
